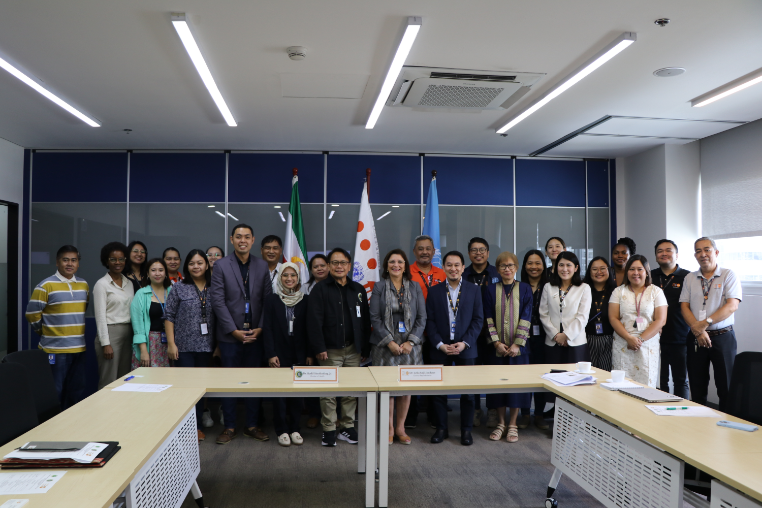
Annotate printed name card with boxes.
[293,367,339,383]
[399,366,443,382]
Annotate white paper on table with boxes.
[111,383,171,393]
[0,500,29,507]
[4,443,107,464]
[541,372,596,387]
[601,381,642,391]
[0,471,66,495]
[645,405,720,417]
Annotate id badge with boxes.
[356,305,361,317]
[451,320,456,334]
[48,353,55,365]
[398,321,406,333]
[289,320,294,334]
[699,309,707,321]
[200,322,209,335]
[595,322,603,335]
[533,325,540,336]
[161,332,167,344]
[245,301,251,315]
[635,316,646,332]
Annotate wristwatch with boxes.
[706,317,713,325]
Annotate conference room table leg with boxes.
[358,395,367,473]
[365,391,378,508]
[190,480,205,508]
[378,391,391,508]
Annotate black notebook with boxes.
[1,441,121,469]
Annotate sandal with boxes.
[395,433,412,445]
[490,423,506,441]
[389,434,394,444]
[506,425,518,443]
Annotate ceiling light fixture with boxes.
[365,16,422,129]
[215,211,226,218]
[328,211,335,219]
[691,67,762,108]
[208,205,215,208]
[377,211,391,220]
[496,32,636,135]
[331,204,340,207]
[0,54,100,127]
[171,13,237,126]
[273,205,281,209]
[227,212,239,221]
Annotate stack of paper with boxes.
[4,443,107,464]
[645,405,720,417]
[111,383,171,393]
[601,380,642,391]
[541,372,596,387]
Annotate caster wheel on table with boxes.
[545,498,558,508]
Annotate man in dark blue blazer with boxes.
[426,250,484,446]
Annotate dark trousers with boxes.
[544,343,590,405]
[659,342,689,399]
[687,330,736,411]
[407,341,436,424]
[219,340,263,429]
[49,352,86,410]
[274,398,303,435]
[522,335,547,416]
[433,357,475,431]
[306,397,321,418]
[175,351,213,429]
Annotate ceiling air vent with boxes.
[387,66,545,111]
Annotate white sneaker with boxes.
[486,409,498,428]
[277,433,291,447]
[201,409,214,428]
[290,432,304,445]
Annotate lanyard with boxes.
[474,273,487,286]
[659,274,675,289]
[590,291,607,322]
[194,284,208,321]
[418,271,434,289]
[634,288,645,319]
[270,269,278,285]
[150,287,166,315]
[447,285,462,317]
[241,263,250,299]
[700,275,718,307]
[393,283,405,308]
[558,286,571,314]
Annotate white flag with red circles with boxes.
[353,182,380,299]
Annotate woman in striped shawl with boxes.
[483,251,533,443]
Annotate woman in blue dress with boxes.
[483,251,533,443]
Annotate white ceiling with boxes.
[1,0,762,157]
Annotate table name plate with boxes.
[293,367,339,383]
[398,366,443,382]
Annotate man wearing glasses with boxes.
[307,247,371,447]
[462,237,500,428]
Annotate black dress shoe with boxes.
[430,429,449,443]
[460,430,473,446]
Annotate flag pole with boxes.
[432,170,436,178]
[293,167,298,177]
[366,168,371,197]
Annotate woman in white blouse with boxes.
[609,255,667,387]
[93,241,135,389]
[540,251,593,365]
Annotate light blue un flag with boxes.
[422,175,442,268]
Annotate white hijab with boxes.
[275,261,304,307]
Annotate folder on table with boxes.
[1,442,121,469]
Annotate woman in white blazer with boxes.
[539,251,593,365]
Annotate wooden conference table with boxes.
[1,365,761,508]
[0,367,380,508]
[368,364,762,508]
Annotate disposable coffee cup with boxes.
[577,361,592,373]
[611,370,626,383]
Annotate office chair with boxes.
[0,362,40,445]
[725,351,762,426]
[3,349,62,423]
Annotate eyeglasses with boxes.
[469,247,487,254]
[131,249,146,255]
[109,257,127,263]
[590,267,609,273]
[330,260,350,267]
[207,253,222,258]
[498,263,517,270]
[262,246,281,252]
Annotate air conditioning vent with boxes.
[387,66,545,111]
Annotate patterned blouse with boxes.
[164,281,215,352]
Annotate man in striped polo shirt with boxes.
[26,245,90,409]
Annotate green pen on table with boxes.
[666,407,689,410]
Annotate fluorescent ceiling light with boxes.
[215,211,226,218]
[208,205,215,208]
[278,212,286,222]
[377,211,391,220]
[496,32,636,134]
[331,204,340,207]
[0,55,100,127]
[273,205,281,209]
[365,17,422,129]
[171,13,237,126]
[691,67,762,107]
[329,211,335,219]
[227,212,238,221]
[392,205,399,208]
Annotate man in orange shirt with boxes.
[406,235,446,428]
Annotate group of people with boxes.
[25,226,742,449]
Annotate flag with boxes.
[353,182,380,299]
[422,175,442,268]
[283,173,310,283]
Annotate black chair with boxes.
[0,363,39,445]
[3,349,62,423]
[725,351,762,425]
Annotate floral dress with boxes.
[610,285,667,387]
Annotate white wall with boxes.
[0,138,24,356]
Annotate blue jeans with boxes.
[175,351,213,429]
[218,340,263,429]
[49,352,86,410]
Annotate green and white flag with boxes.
[284,174,310,283]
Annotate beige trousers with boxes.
[318,344,361,431]
[95,323,134,389]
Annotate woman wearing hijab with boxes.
[263,261,312,447]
